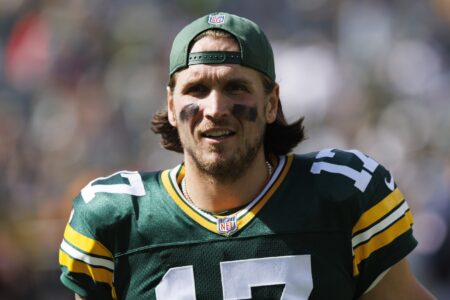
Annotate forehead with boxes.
[175,63,262,87]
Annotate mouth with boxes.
[201,129,236,140]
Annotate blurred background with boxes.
[0,0,449,298]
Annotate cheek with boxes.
[231,104,257,122]
[179,103,200,123]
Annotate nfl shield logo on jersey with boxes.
[208,14,225,24]
[217,216,237,235]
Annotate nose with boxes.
[203,90,229,119]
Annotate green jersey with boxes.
[59,149,417,299]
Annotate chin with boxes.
[186,138,263,182]
[195,154,249,182]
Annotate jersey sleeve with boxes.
[59,170,151,299]
[348,152,418,296]
[59,197,116,300]
[309,148,418,297]
[58,170,145,299]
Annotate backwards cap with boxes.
[169,12,275,80]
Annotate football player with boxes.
[60,12,435,299]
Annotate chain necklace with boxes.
[181,161,273,215]
[265,160,273,178]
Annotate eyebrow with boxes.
[183,76,254,88]
[224,77,253,87]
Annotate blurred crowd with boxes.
[0,0,449,298]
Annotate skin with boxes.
[75,35,435,300]
[167,35,278,213]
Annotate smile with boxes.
[201,129,235,139]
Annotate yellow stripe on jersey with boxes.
[352,210,414,276]
[161,169,217,232]
[59,250,117,299]
[59,249,113,283]
[237,154,294,227]
[161,155,294,236]
[176,165,185,185]
[352,188,405,234]
[63,223,113,259]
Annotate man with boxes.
[59,12,435,299]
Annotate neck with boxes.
[183,151,271,213]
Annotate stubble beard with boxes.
[184,125,266,184]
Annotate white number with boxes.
[155,255,313,300]
[81,171,145,203]
[155,266,196,300]
[310,149,379,192]
[221,256,312,300]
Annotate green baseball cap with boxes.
[169,12,276,80]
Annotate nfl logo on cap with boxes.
[217,216,237,235]
[208,14,225,24]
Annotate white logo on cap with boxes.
[208,14,225,24]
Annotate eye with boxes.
[185,84,209,97]
[225,82,250,94]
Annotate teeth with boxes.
[205,130,231,137]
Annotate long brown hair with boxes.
[151,29,305,155]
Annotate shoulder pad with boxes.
[309,148,381,196]
[80,170,146,204]
[70,170,149,230]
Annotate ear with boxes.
[265,84,279,124]
[167,86,177,127]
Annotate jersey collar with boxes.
[161,154,294,236]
